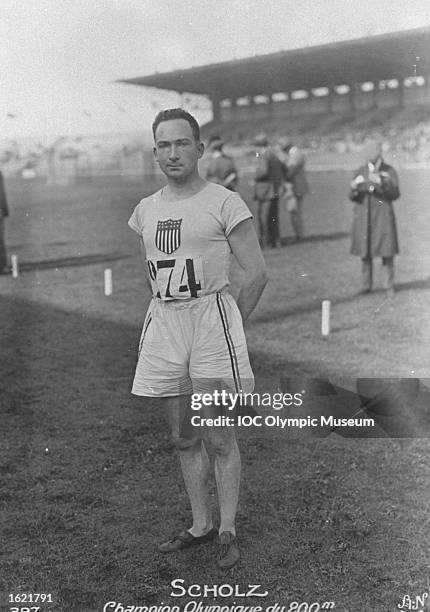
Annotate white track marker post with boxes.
[104,268,112,296]
[321,300,331,337]
[11,254,19,279]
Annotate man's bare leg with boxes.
[201,418,241,568]
[205,425,241,536]
[164,395,213,536]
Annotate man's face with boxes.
[153,119,204,181]
[364,142,382,165]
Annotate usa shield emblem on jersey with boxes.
[155,218,182,254]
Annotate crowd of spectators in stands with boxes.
[300,113,430,161]
[224,106,430,163]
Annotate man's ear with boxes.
[153,146,159,163]
[197,141,205,159]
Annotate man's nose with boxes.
[169,144,179,159]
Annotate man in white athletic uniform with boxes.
[128,109,267,569]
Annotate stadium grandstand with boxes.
[3,28,429,184]
[120,27,430,165]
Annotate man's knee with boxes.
[207,431,237,456]
[172,434,201,451]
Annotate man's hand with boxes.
[351,174,365,187]
[368,172,382,185]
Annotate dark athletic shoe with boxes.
[217,531,240,569]
[158,528,217,553]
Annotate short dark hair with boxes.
[152,108,200,142]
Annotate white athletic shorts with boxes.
[131,290,254,397]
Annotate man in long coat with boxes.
[349,141,400,295]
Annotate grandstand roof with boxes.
[119,27,430,99]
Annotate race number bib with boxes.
[147,256,205,299]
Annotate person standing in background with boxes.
[278,137,309,242]
[348,140,400,296]
[0,170,10,274]
[206,135,238,191]
[253,134,286,248]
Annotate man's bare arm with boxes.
[138,237,153,293]
[227,218,268,321]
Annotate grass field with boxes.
[1,169,429,612]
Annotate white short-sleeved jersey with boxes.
[128,182,252,300]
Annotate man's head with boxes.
[253,133,269,148]
[208,135,224,152]
[253,133,269,157]
[152,108,204,182]
[363,139,383,164]
[152,108,200,142]
[279,136,293,153]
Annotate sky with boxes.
[1,0,430,143]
